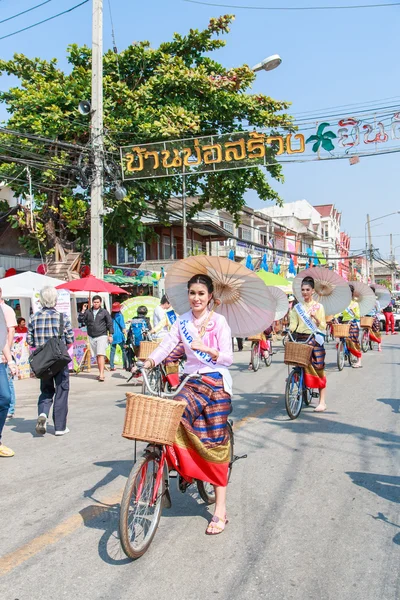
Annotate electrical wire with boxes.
[0,0,89,41]
[182,0,400,9]
[0,0,53,25]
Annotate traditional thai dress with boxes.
[342,300,362,359]
[289,300,327,389]
[367,301,382,345]
[149,310,233,487]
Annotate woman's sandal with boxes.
[205,515,228,535]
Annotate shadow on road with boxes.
[346,472,400,504]
[377,398,400,414]
[5,417,45,437]
[370,512,400,546]
[83,460,133,498]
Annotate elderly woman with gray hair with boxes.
[28,286,74,436]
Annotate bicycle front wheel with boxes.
[251,342,260,372]
[337,341,345,371]
[142,366,162,396]
[264,342,272,367]
[285,369,303,420]
[119,452,165,560]
[361,330,369,353]
[197,422,234,504]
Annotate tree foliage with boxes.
[0,15,292,256]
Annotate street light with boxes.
[365,211,400,283]
[252,54,282,73]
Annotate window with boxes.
[260,233,268,246]
[220,219,234,234]
[238,226,251,242]
[162,235,177,260]
[116,243,146,264]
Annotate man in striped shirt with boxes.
[28,286,74,436]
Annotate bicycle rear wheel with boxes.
[251,342,260,372]
[119,452,165,559]
[361,330,369,353]
[285,369,303,420]
[337,341,345,371]
[197,422,234,504]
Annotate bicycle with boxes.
[325,321,335,343]
[119,363,246,560]
[250,336,273,371]
[336,336,358,370]
[284,332,318,420]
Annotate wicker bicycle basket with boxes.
[284,341,312,368]
[247,333,263,342]
[332,323,350,338]
[138,341,160,359]
[122,392,185,445]
[360,316,374,329]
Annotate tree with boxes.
[0,15,292,257]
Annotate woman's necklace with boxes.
[191,310,209,334]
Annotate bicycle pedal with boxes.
[178,476,191,493]
[311,392,319,398]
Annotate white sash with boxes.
[179,318,217,367]
[295,303,325,346]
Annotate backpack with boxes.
[29,313,71,379]
[129,318,147,346]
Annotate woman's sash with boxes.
[178,318,217,367]
[295,303,325,346]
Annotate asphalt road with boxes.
[0,336,399,600]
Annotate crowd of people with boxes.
[0,274,397,536]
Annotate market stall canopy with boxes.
[165,255,277,337]
[257,271,292,293]
[56,274,126,294]
[0,271,64,297]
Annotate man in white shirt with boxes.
[152,295,172,339]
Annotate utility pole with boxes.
[90,0,104,278]
[366,213,374,283]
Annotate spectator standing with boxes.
[15,317,28,333]
[109,302,127,371]
[0,288,17,420]
[28,286,74,436]
[383,297,397,335]
[0,332,17,457]
[152,295,172,339]
[79,295,113,381]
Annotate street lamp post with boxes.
[365,211,400,284]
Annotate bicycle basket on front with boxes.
[332,323,350,338]
[122,393,185,445]
[284,342,312,368]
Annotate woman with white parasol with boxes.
[142,256,275,535]
[339,282,376,368]
[367,286,384,351]
[292,268,352,412]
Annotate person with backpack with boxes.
[126,305,151,362]
[109,302,127,371]
[28,286,74,436]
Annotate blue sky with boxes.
[0,0,399,257]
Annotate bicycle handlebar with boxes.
[136,361,201,399]
[287,331,314,344]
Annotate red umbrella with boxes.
[56,274,126,294]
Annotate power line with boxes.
[0,0,53,25]
[183,0,400,9]
[0,0,89,42]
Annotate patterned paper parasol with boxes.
[264,286,290,321]
[350,281,376,316]
[293,267,352,316]
[165,256,277,337]
[373,284,391,310]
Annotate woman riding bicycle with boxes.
[289,276,327,412]
[367,286,382,352]
[143,274,233,536]
[340,284,362,369]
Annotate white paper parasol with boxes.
[373,284,391,310]
[264,286,290,321]
[349,281,376,316]
[293,267,352,316]
[165,256,277,337]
